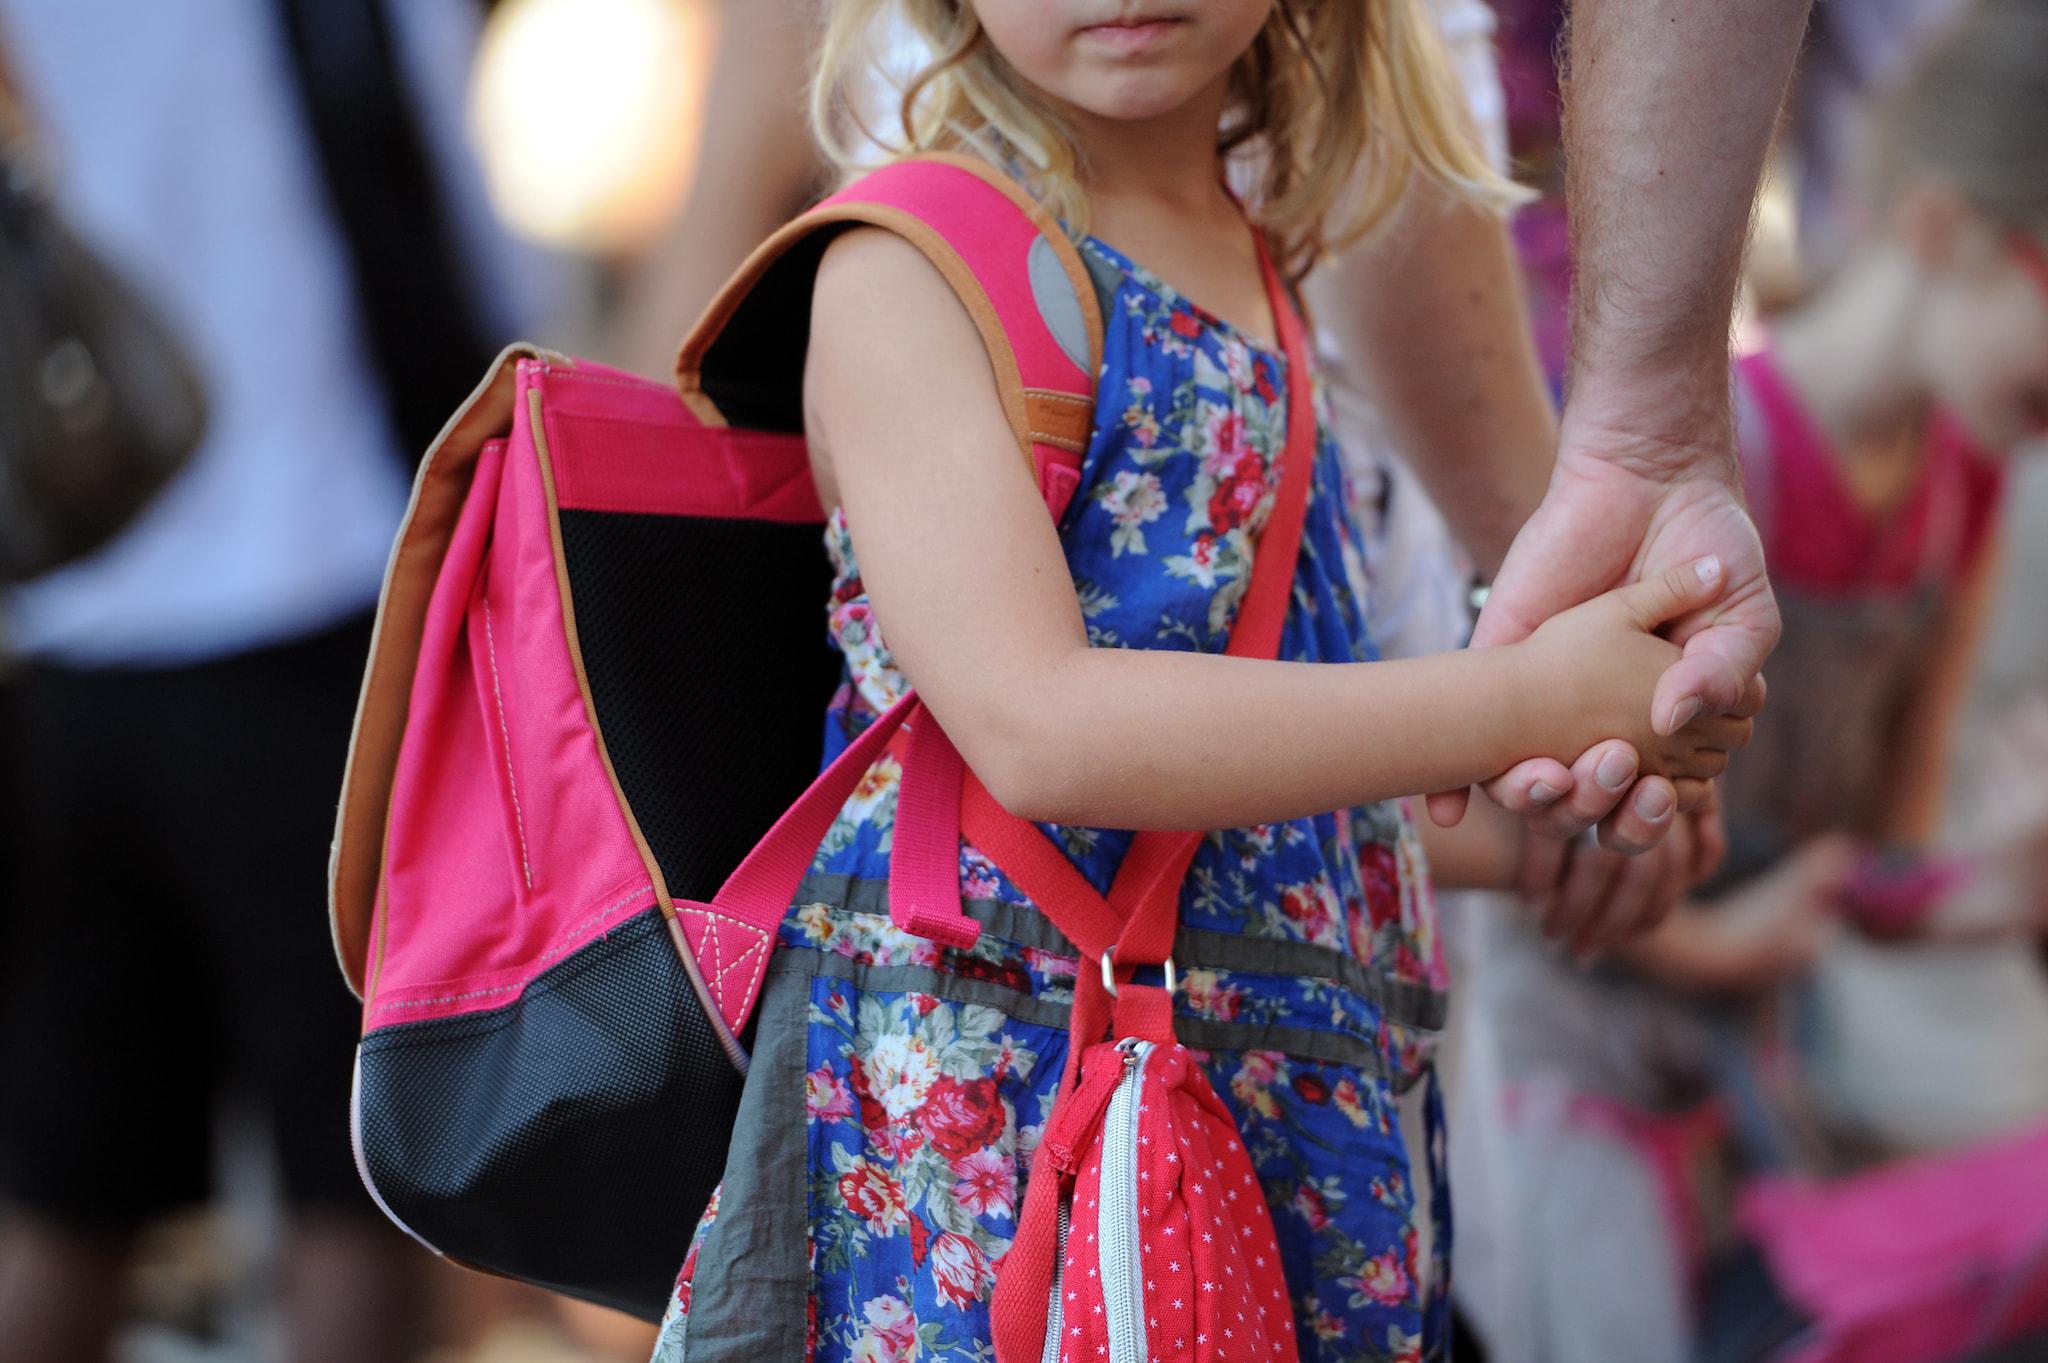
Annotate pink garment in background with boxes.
[1738,1120,2048,1363]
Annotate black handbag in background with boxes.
[0,46,206,584]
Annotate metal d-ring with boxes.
[1099,951,1178,998]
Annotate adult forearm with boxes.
[1563,0,1811,449]
[1612,905,1732,991]
[1417,796,1524,890]
[1311,183,1556,576]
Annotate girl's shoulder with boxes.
[810,220,940,305]
[808,225,981,366]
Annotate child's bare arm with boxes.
[806,229,1745,831]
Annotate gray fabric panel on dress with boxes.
[783,946,1415,1085]
[675,962,813,1358]
[797,872,1448,1032]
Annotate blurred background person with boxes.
[0,1,549,1359]
[1789,0,1968,282]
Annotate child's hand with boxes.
[1514,556,1754,783]
[1693,836,1857,989]
[1624,836,1855,993]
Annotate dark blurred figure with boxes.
[0,2,546,1360]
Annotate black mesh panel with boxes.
[356,909,743,1320]
[698,229,841,432]
[558,508,842,904]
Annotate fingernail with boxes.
[1695,555,1722,585]
[1634,783,1675,820]
[1669,696,1703,732]
[1596,750,1635,790]
[1529,782,1561,807]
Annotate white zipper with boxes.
[1100,1039,1153,1363]
[1041,1194,1071,1363]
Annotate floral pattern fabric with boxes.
[654,234,1445,1363]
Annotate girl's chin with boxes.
[1062,74,1213,125]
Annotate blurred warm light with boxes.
[469,0,716,253]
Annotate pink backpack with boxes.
[329,152,1317,1347]
[329,154,1096,1317]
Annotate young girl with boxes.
[652,5,1748,1360]
[1459,3,2048,1356]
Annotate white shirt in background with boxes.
[2,0,541,667]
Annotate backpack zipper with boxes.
[1100,1039,1153,1363]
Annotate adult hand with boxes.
[1517,786,1729,962]
[1679,835,1855,992]
[1429,424,1779,836]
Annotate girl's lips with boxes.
[1078,17,1186,52]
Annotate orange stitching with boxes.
[481,600,533,888]
[373,981,522,1012]
[536,883,658,965]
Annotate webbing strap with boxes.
[682,689,921,930]
[889,709,977,949]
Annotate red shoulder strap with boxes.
[947,228,1317,970]
[985,229,1319,1363]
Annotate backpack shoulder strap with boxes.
[650,156,1105,1034]
[673,151,1102,517]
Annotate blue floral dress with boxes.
[653,236,1448,1363]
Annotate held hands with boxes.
[1495,557,1759,960]
[1430,444,1781,850]
[1510,555,1756,786]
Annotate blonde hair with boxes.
[811,0,1527,280]
[1872,0,2048,234]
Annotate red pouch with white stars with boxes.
[992,985,1300,1363]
